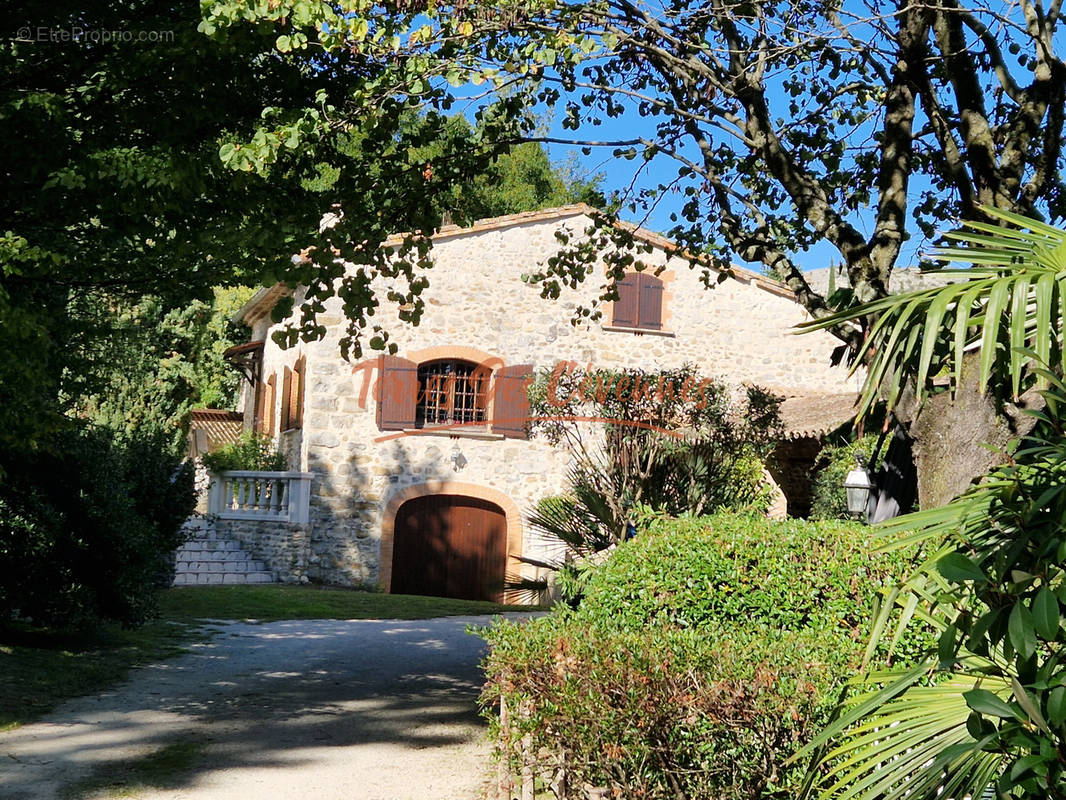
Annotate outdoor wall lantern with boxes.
[844,455,874,517]
[449,442,467,472]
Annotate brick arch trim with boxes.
[406,345,504,371]
[378,480,524,596]
[404,345,508,422]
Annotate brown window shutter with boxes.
[611,274,639,327]
[637,273,664,330]
[280,367,293,431]
[376,355,419,431]
[492,364,534,439]
[254,381,266,433]
[264,374,276,434]
[292,356,305,429]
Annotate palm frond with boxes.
[801,376,1066,800]
[803,666,1008,800]
[799,205,1066,418]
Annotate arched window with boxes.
[416,359,489,428]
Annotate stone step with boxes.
[175,547,251,561]
[172,571,275,586]
[175,559,269,574]
[179,538,243,552]
[181,516,211,532]
[172,516,276,586]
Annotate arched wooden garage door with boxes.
[390,495,508,601]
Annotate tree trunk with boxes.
[896,355,1043,509]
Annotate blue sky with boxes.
[537,102,928,276]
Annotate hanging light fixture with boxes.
[843,455,874,518]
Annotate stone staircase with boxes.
[173,517,276,586]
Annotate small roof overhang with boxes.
[778,392,859,440]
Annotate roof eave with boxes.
[232,284,289,326]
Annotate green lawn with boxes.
[158,584,531,622]
[1,585,537,730]
[0,620,193,731]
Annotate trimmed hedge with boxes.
[481,512,921,799]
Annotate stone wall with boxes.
[213,517,312,584]
[238,208,857,590]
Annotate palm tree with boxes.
[794,209,1066,799]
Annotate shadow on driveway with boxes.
[0,615,528,800]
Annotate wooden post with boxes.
[520,700,534,800]
[552,746,568,798]
[497,695,513,800]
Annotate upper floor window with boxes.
[376,354,533,439]
[256,373,276,434]
[417,360,489,428]
[611,271,664,331]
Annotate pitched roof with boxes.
[232,284,290,326]
[778,392,858,440]
[387,203,794,298]
[235,205,795,324]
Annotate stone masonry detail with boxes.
[236,207,856,590]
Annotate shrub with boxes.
[481,512,922,800]
[528,365,783,527]
[200,430,285,473]
[0,426,195,628]
[808,434,880,520]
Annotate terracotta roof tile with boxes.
[778,392,858,440]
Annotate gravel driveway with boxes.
[0,615,524,800]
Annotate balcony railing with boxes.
[207,470,313,524]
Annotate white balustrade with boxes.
[207,471,313,524]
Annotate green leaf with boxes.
[938,623,958,665]
[1047,686,1066,726]
[937,552,988,582]
[952,283,984,390]
[964,688,1017,719]
[1010,754,1048,781]
[218,142,237,164]
[917,289,952,393]
[1033,587,1059,641]
[1009,275,1031,397]
[979,279,1010,395]
[1010,677,1051,734]
[1033,273,1055,389]
[1009,602,1037,659]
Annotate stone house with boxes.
[213,205,857,600]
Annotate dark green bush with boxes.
[200,430,285,473]
[481,512,921,799]
[809,435,880,520]
[0,426,195,628]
